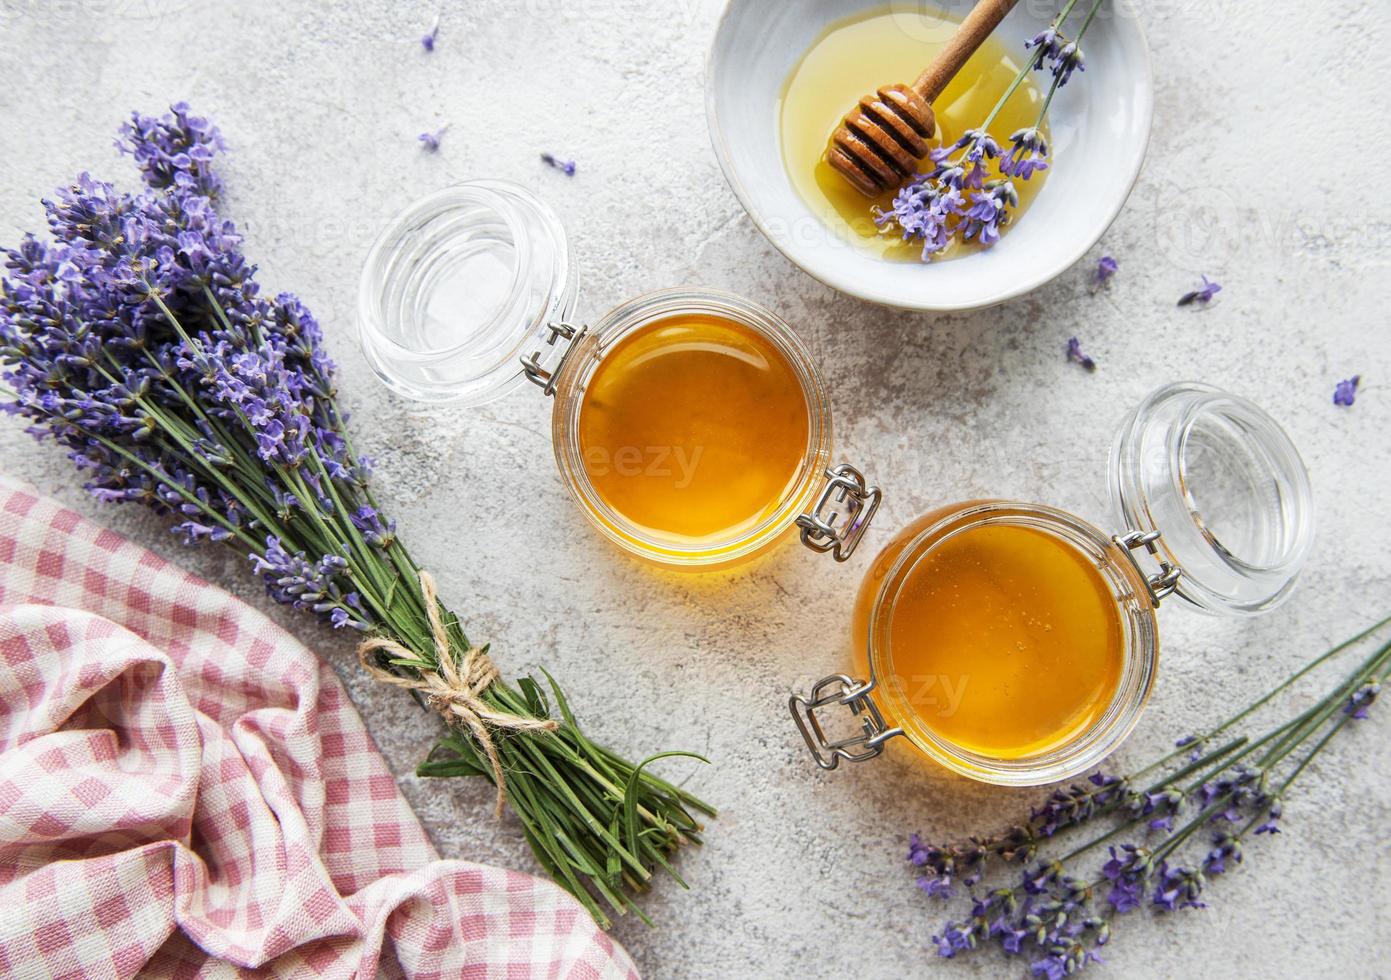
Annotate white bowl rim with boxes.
[704,2,1155,313]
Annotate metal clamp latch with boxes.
[789,673,903,770]
[796,463,881,562]
[521,321,588,396]
[1114,529,1182,606]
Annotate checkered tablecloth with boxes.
[0,476,638,979]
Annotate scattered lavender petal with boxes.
[1333,375,1360,407]
[1066,336,1096,372]
[418,126,447,152]
[421,14,440,52]
[1096,255,1118,283]
[1177,275,1222,306]
[541,153,577,176]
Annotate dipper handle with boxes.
[913,0,1022,102]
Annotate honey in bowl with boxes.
[868,522,1124,759]
[779,6,1050,261]
[576,313,812,549]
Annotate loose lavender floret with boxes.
[1333,375,1360,407]
[1066,337,1096,372]
[541,153,577,176]
[421,14,440,52]
[1177,275,1222,306]
[418,126,447,152]
[1096,255,1118,283]
[1345,681,1380,718]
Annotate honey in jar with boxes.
[860,517,1126,759]
[576,313,811,549]
[794,385,1315,785]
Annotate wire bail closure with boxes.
[1113,529,1182,606]
[789,672,904,770]
[521,320,587,396]
[796,463,882,562]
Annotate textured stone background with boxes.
[2,1,1388,977]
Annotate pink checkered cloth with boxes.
[0,477,638,979]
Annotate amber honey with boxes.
[780,7,1050,261]
[857,514,1125,759]
[576,313,812,550]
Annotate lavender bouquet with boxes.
[908,616,1390,978]
[0,104,711,928]
[875,0,1101,258]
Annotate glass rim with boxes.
[355,180,576,405]
[1109,381,1314,616]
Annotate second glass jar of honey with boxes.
[790,383,1314,785]
[358,180,878,569]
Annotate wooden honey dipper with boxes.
[828,0,1022,197]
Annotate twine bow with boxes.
[357,570,556,817]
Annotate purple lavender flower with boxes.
[1178,275,1222,306]
[931,921,979,958]
[0,104,369,634]
[419,126,448,152]
[1026,26,1065,64]
[1051,41,1086,86]
[1254,800,1282,835]
[1066,337,1096,372]
[1151,863,1205,912]
[873,175,964,258]
[1001,127,1050,180]
[931,129,1001,188]
[421,14,440,51]
[541,153,577,176]
[960,180,1017,247]
[1096,255,1118,283]
[1344,681,1380,719]
[1106,878,1142,913]
[1333,375,1360,407]
[1203,832,1242,876]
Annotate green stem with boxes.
[979,0,1083,131]
[1030,0,1105,128]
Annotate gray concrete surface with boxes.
[2,1,1388,977]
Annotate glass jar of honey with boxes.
[357,180,879,568]
[790,383,1314,785]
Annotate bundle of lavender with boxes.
[0,104,711,928]
[908,616,1389,978]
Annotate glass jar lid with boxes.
[1108,382,1314,615]
[357,179,576,405]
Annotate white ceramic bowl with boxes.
[705,1,1153,312]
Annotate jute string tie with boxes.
[357,570,556,817]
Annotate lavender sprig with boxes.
[0,103,712,930]
[874,0,1106,259]
[910,615,1391,977]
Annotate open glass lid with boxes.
[1108,382,1315,615]
[357,179,577,405]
